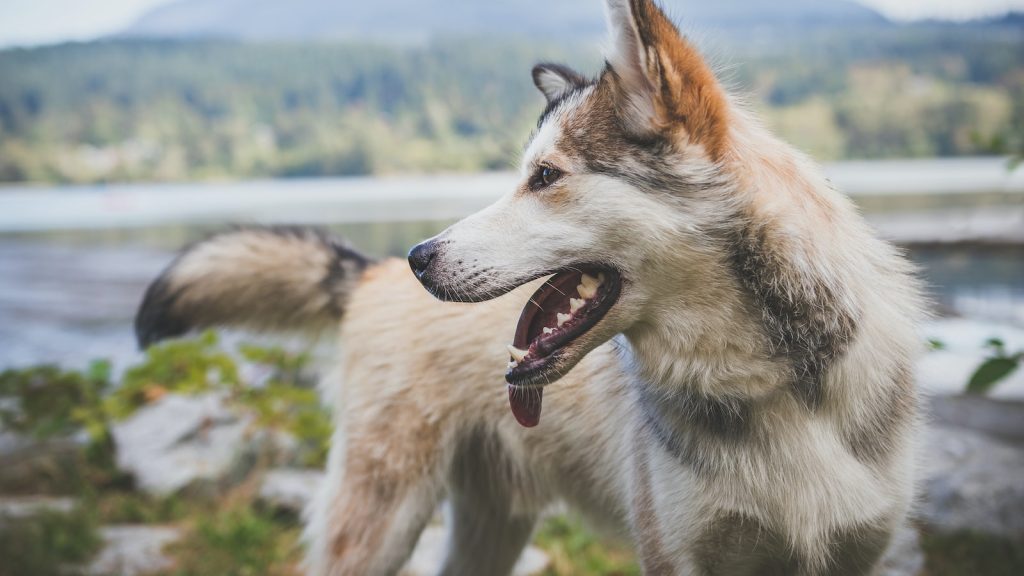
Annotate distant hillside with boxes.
[3,18,1020,185]
[123,0,886,42]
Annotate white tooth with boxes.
[542,327,554,335]
[507,345,528,362]
[581,273,599,289]
[557,313,570,327]
[597,272,605,286]
[577,283,597,299]
[570,297,585,313]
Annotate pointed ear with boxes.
[532,63,586,103]
[603,0,729,158]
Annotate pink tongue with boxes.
[508,385,543,428]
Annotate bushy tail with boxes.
[135,226,372,348]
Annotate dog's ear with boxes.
[532,63,586,103]
[603,0,729,158]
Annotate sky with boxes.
[0,0,1022,48]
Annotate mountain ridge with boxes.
[123,0,888,42]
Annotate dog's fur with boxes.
[135,1,925,574]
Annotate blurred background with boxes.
[0,1,1022,575]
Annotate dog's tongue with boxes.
[508,385,543,428]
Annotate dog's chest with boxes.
[628,390,895,567]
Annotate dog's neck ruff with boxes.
[634,380,754,477]
[613,335,756,472]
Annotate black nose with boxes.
[408,240,437,278]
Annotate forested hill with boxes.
[0,21,1021,184]
[123,0,885,42]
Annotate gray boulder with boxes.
[0,496,75,524]
[87,525,181,576]
[110,393,251,495]
[929,395,1024,444]
[258,468,324,513]
[919,423,1024,537]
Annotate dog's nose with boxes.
[408,240,437,279]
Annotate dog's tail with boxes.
[134,226,372,348]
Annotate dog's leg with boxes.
[305,420,448,576]
[439,429,540,576]
[440,494,537,576]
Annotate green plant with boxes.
[109,334,331,466]
[921,528,1024,576]
[0,505,103,576]
[966,338,1023,395]
[0,360,119,485]
[0,360,110,440]
[236,343,331,467]
[108,330,241,420]
[167,505,302,576]
[534,515,639,576]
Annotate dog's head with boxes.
[410,0,738,422]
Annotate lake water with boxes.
[1,161,1022,396]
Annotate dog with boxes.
[135,1,926,573]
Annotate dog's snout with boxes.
[408,240,438,279]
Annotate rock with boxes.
[258,468,324,513]
[919,424,1024,538]
[878,523,925,576]
[87,525,181,576]
[929,394,1024,444]
[0,496,75,522]
[110,393,251,495]
[401,525,550,576]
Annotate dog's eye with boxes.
[531,165,563,190]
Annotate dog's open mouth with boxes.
[505,266,621,427]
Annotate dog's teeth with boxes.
[508,360,518,370]
[557,313,570,327]
[542,327,554,335]
[581,273,600,290]
[577,283,597,299]
[569,297,585,313]
[507,345,529,362]
[597,272,605,286]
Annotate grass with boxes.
[0,505,103,576]
[166,504,303,576]
[920,528,1024,576]
[535,515,639,576]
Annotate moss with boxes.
[166,505,302,576]
[534,515,640,576]
[90,490,198,525]
[921,529,1024,576]
[0,362,110,438]
[0,505,103,576]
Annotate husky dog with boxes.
[135,1,925,574]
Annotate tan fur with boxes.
[304,259,638,575]
[604,0,730,159]
[135,227,367,345]
[632,0,730,158]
